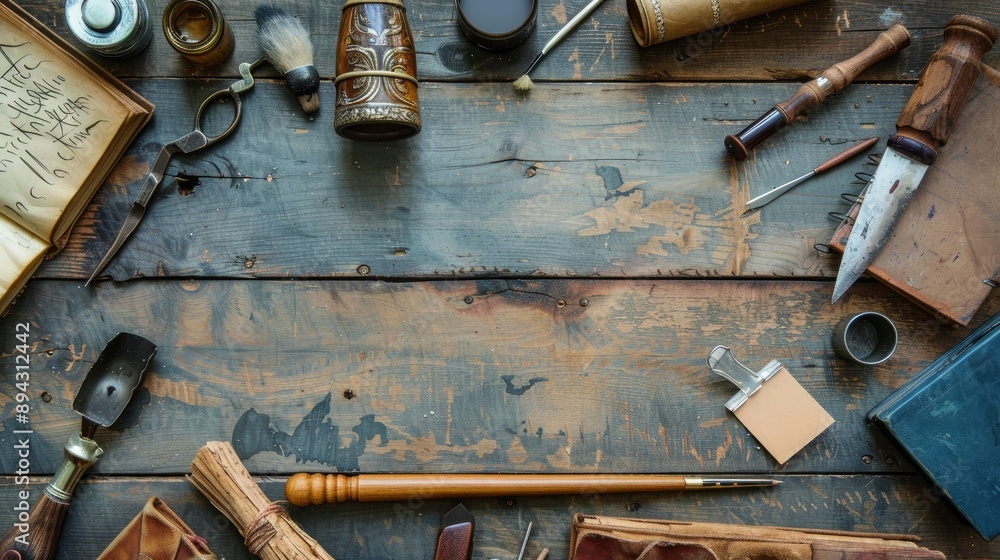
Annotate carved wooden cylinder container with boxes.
[335,0,421,141]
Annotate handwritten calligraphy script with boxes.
[0,39,114,222]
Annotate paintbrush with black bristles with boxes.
[255,4,320,112]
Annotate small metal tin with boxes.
[832,312,898,365]
[66,0,153,58]
[163,0,235,67]
[456,0,537,52]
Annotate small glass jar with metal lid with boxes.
[162,0,235,67]
[65,0,153,58]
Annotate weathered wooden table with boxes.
[2,0,999,558]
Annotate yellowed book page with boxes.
[0,213,48,312]
[0,11,130,242]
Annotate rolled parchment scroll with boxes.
[627,0,810,47]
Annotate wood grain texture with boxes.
[2,279,997,475]
[1,475,996,559]
[894,15,996,149]
[3,2,999,559]
[34,81,903,281]
[13,0,1000,82]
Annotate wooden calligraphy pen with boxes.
[285,473,781,507]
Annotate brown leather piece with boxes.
[434,522,474,560]
[575,534,719,560]
[97,497,217,560]
[569,515,946,560]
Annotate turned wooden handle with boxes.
[891,15,997,164]
[777,24,912,119]
[725,25,909,160]
[0,493,70,560]
[285,473,690,507]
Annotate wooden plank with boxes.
[36,80,909,281]
[0,475,995,559]
[15,1,1000,82]
[3,279,997,475]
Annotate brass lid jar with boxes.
[162,0,234,66]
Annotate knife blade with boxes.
[832,15,997,303]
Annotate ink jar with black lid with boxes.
[456,0,537,51]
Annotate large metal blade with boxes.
[831,147,928,302]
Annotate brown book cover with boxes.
[828,66,1000,326]
[569,514,946,559]
[0,0,153,315]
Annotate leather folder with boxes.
[568,514,945,559]
[869,310,1000,541]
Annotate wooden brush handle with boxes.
[0,494,70,560]
[812,137,880,174]
[777,24,911,120]
[891,15,997,164]
[0,435,101,560]
[285,473,689,507]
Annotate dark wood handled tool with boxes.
[725,24,911,160]
[889,15,998,165]
[832,15,997,302]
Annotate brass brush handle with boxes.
[0,435,102,560]
[725,24,911,160]
[890,15,997,165]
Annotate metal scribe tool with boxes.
[832,16,997,303]
[708,346,834,464]
[516,522,533,560]
[743,137,879,213]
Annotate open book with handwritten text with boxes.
[0,0,153,314]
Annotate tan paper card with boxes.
[708,346,835,464]
[733,367,835,464]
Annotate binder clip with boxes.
[708,346,835,464]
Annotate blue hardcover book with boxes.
[868,311,1000,541]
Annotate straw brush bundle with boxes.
[256,5,320,112]
[188,441,335,560]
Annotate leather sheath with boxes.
[568,514,946,560]
[97,497,217,560]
